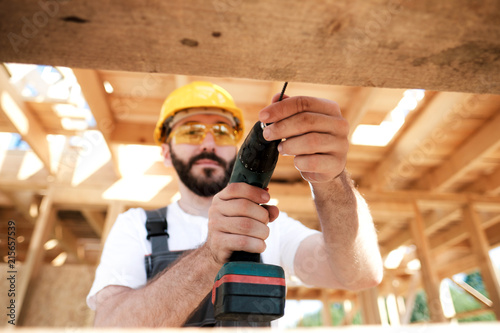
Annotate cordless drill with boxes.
[212,84,288,324]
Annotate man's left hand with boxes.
[259,95,349,183]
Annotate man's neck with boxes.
[177,183,213,218]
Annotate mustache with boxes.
[187,151,227,170]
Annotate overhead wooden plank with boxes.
[0,66,53,173]
[409,201,447,323]
[463,203,500,319]
[417,105,500,191]
[1,1,500,94]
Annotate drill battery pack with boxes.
[212,261,286,322]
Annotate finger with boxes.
[278,132,349,157]
[271,93,290,104]
[217,216,270,240]
[259,96,341,124]
[263,112,348,142]
[294,153,346,175]
[262,205,280,222]
[217,198,271,222]
[229,234,267,254]
[217,182,270,204]
[211,232,266,257]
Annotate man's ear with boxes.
[161,143,173,167]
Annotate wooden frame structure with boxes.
[0,0,500,327]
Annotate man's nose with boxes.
[200,131,216,151]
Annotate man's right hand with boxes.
[205,182,279,265]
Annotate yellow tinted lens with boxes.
[171,123,206,144]
[169,122,237,145]
[212,123,237,145]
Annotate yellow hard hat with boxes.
[154,81,244,145]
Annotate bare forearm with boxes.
[95,245,221,327]
[311,171,383,289]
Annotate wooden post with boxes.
[101,201,126,246]
[95,200,127,266]
[463,202,500,320]
[401,272,420,324]
[378,296,389,326]
[342,299,354,325]
[321,290,332,326]
[358,287,382,325]
[386,293,401,326]
[17,188,56,324]
[410,201,447,323]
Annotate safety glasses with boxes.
[167,122,239,146]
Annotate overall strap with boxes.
[145,206,169,253]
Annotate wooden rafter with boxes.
[417,104,500,191]
[464,164,500,195]
[344,87,376,138]
[362,92,466,190]
[72,69,120,176]
[0,66,53,173]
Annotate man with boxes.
[87,81,383,327]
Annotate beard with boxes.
[170,145,235,197]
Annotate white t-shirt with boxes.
[87,201,319,310]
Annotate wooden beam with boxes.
[409,201,447,323]
[111,121,156,145]
[72,69,120,176]
[321,290,332,327]
[101,201,126,247]
[345,87,376,138]
[81,209,105,237]
[464,165,500,195]
[358,287,382,325]
[0,66,53,173]
[429,220,467,253]
[17,187,56,322]
[53,219,88,264]
[452,278,493,308]
[363,92,465,190]
[438,254,478,280]
[2,1,500,94]
[2,188,89,265]
[417,104,500,191]
[377,296,389,326]
[463,203,500,320]
[454,308,494,320]
[401,272,420,325]
[386,293,400,326]
[382,208,461,255]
